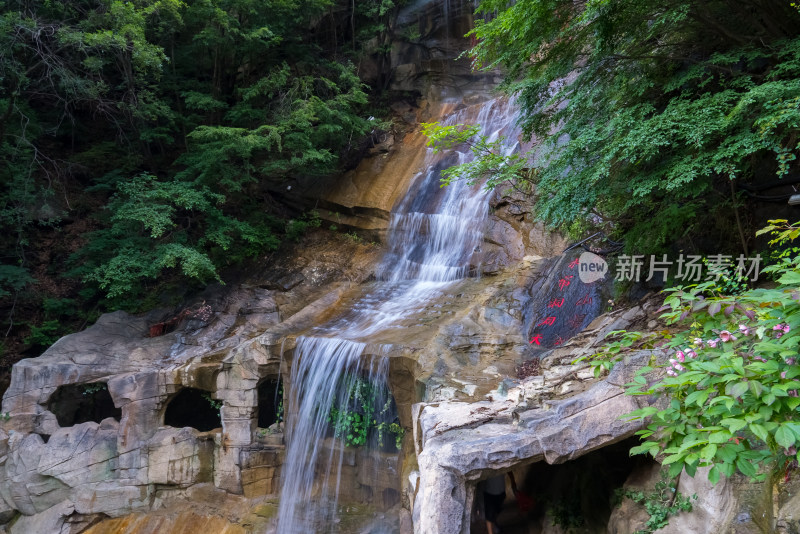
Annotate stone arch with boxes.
[468,437,657,533]
[163,387,222,432]
[47,382,121,427]
[256,377,283,429]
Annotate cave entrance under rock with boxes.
[164,387,222,432]
[257,378,283,428]
[470,437,658,534]
[48,383,121,427]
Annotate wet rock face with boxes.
[476,189,569,276]
[390,0,500,100]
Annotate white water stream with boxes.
[276,97,519,533]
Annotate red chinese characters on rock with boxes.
[537,316,557,327]
[558,275,574,291]
[530,260,596,348]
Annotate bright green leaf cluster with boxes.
[625,222,800,483]
[327,375,404,451]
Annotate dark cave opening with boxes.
[47,383,121,427]
[163,387,222,432]
[257,378,282,428]
[471,437,657,534]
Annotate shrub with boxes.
[625,221,800,483]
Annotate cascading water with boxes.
[276,97,519,533]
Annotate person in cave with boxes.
[483,472,517,534]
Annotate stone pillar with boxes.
[413,450,471,534]
[214,339,267,494]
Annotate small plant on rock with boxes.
[202,392,223,411]
[80,383,107,396]
[327,376,404,450]
[614,470,696,534]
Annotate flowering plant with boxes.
[626,224,800,484]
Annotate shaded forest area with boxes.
[0,0,404,372]
[2,0,800,387]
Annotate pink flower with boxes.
[782,371,788,379]
[707,339,719,348]
[666,369,677,377]
[790,390,799,398]
[787,357,796,365]
[686,349,698,359]
[693,337,704,347]
[719,331,737,342]
[676,351,685,362]
[669,359,685,372]
[774,323,791,337]
[739,324,750,335]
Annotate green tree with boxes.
[71,0,373,301]
[1,0,379,330]
[457,0,800,253]
[71,173,282,300]
[0,0,180,319]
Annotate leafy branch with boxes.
[573,330,666,378]
[420,122,535,196]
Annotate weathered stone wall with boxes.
[2,249,798,533]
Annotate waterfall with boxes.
[277,338,388,532]
[276,97,519,533]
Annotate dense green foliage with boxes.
[442,0,800,253]
[620,221,800,483]
[0,0,393,349]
